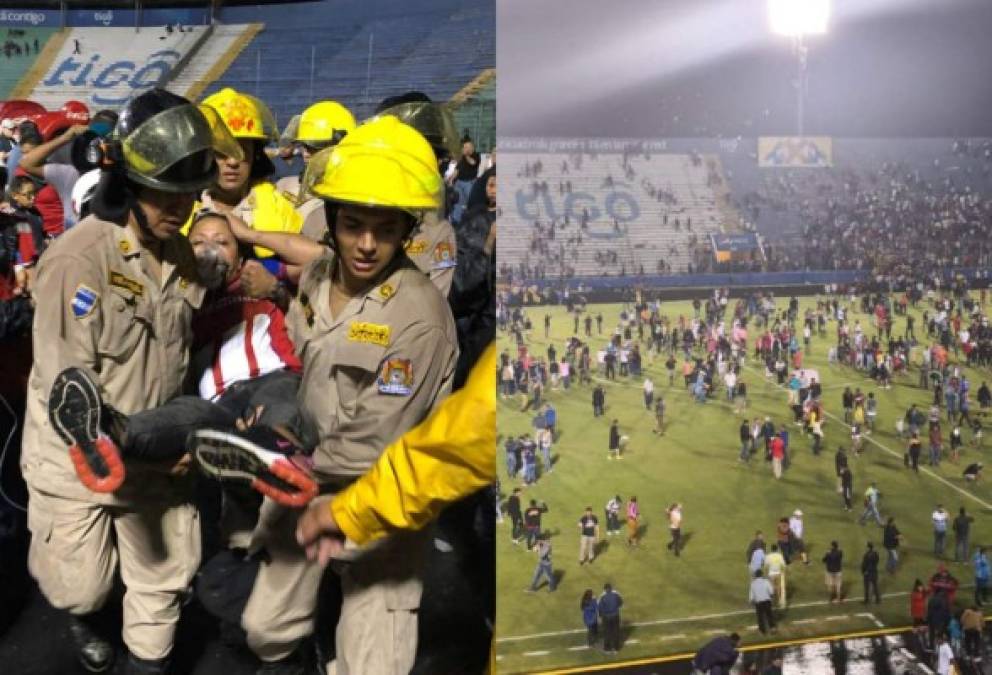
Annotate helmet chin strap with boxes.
[125,187,167,253]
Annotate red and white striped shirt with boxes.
[192,277,301,401]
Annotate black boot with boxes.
[123,652,170,675]
[257,654,307,675]
[68,614,115,673]
[256,640,318,675]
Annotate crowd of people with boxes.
[500,140,992,287]
[499,279,992,669]
[0,84,496,675]
[735,144,992,277]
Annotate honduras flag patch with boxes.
[71,285,98,319]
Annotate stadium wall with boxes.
[503,268,992,305]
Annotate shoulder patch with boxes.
[348,322,390,347]
[299,292,315,327]
[432,242,456,269]
[109,271,145,297]
[405,239,428,256]
[71,284,98,318]
[377,358,413,396]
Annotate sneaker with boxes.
[50,368,125,493]
[190,428,319,508]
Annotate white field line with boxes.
[523,650,550,657]
[497,588,933,642]
[745,365,992,511]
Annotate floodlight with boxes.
[768,0,830,36]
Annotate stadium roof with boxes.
[499,0,992,138]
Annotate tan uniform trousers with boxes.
[242,497,429,674]
[26,485,200,660]
[579,535,596,563]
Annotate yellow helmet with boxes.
[201,87,277,142]
[282,101,356,148]
[303,115,441,212]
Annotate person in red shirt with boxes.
[930,564,959,606]
[13,132,65,238]
[771,432,785,479]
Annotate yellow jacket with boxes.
[330,342,496,545]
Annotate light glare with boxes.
[768,0,830,36]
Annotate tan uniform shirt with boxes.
[286,253,457,482]
[275,174,326,243]
[20,216,205,503]
[404,210,456,297]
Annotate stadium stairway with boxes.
[166,23,264,103]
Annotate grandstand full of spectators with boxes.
[498,137,992,284]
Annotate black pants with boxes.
[863,575,880,603]
[602,614,621,651]
[755,600,775,633]
[964,628,982,657]
[124,370,306,461]
[509,514,523,541]
[586,622,598,646]
[667,528,681,556]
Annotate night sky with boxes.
[498,0,992,138]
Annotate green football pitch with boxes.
[495,295,992,674]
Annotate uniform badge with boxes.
[379,284,394,300]
[118,239,132,255]
[71,284,98,318]
[179,277,190,290]
[109,271,145,297]
[377,358,413,396]
[299,292,315,327]
[432,242,456,269]
[405,239,428,255]
[348,322,390,347]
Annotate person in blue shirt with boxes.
[581,589,599,646]
[544,402,557,438]
[692,633,741,675]
[973,546,990,606]
[598,583,624,654]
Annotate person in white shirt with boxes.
[643,377,654,409]
[933,505,950,559]
[789,510,809,565]
[724,370,737,402]
[936,633,956,675]
[749,570,777,634]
